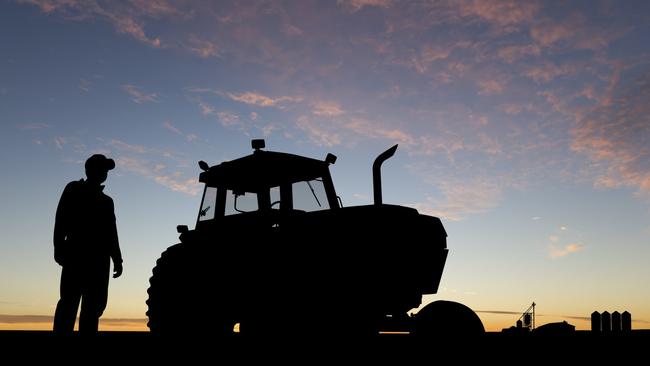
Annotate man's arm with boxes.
[53,183,73,265]
[108,199,123,278]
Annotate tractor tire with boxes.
[411,300,484,338]
[146,243,236,337]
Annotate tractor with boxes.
[146,140,484,337]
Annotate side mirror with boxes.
[177,225,189,234]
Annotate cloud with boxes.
[477,79,505,95]
[408,180,502,221]
[154,173,201,195]
[225,92,303,108]
[497,44,541,64]
[311,101,344,117]
[109,15,161,47]
[337,0,391,12]
[570,68,650,198]
[549,242,584,258]
[108,139,147,154]
[17,123,50,130]
[456,0,539,26]
[198,101,215,116]
[122,84,159,104]
[530,21,575,47]
[115,155,200,195]
[163,121,198,142]
[407,44,455,74]
[19,0,165,47]
[54,136,67,149]
[187,35,220,58]
[216,111,241,127]
[78,78,91,92]
[523,62,574,83]
[0,314,148,327]
[296,115,342,147]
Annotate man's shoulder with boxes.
[64,179,85,192]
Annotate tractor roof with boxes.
[199,149,330,192]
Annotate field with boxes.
[2,330,648,362]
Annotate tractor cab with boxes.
[195,139,339,228]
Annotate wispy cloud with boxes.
[198,101,215,116]
[497,44,541,64]
[19,0,166,47]
[216,111,241,127]
[163,121,198,142]
[108,139,147,154]
[311,101,344,117]
[523,62,574,83]
[477,79,505,95]
[225,92,303,108]
[187,35,220,58]
[570,67,650,199]
[456,0,539,27]
[78,78,91,92]
[154,173,201,195]
[0,314,147,327]
[54,136,67,150]
[296,115,342,147]
[408,180,502,221]
[549,242,584,258]
[17,123,50,130]
[337,0,391,12]
[122,84,159,104]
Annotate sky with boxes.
[1,0,649,332]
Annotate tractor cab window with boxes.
[225,190,258,216]
[293,179,329,212]
[198,187,217,221]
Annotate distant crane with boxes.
[517,302,536,330]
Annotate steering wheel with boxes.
[270,200,281,209]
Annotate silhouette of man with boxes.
[53,154,123,334]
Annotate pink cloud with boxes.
[408,179,503,221]
[523,62,574,83]
[497,44,541,63]
[456,0,539,26]
[549,243,584,258]
[226,92,303,108]
[296,115,342,147]
[187,35,220,58]
[154,173,201,196]
[311,101,344,117]
[570,69,650,198]
[477,79,505,95]
[19,0,169,48]
[122,84,159,104]
[338,0,391,12]
[216,111,241,127]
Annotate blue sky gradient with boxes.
[1,0,649,330]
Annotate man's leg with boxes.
[53,265,82,334]
[79,259,110,335]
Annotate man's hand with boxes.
[54,247,65,266]
[113,261,123,278]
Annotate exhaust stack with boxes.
[373,144,398,205]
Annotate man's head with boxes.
[85,154,115,185]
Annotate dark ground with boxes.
[1,330,648,362]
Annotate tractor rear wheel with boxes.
[411,300,484,338]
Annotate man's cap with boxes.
[85,154,116,171]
